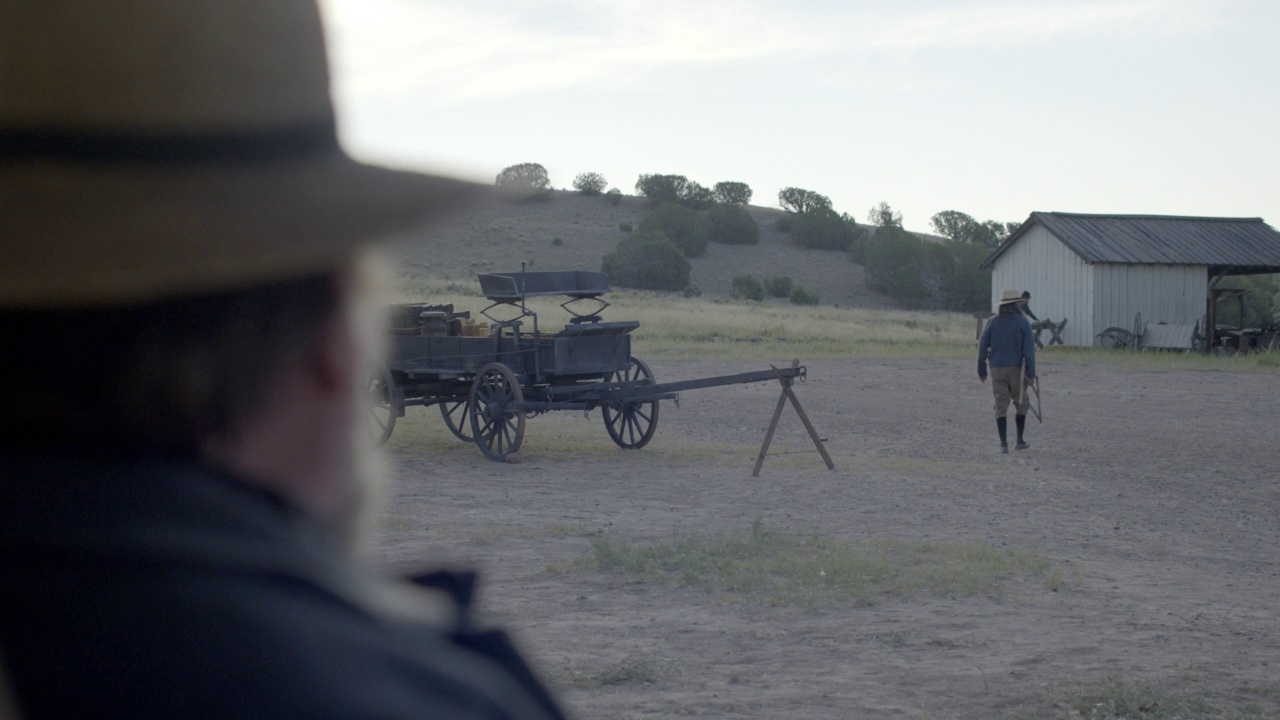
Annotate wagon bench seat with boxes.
[478,271,610,301]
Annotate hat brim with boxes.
[1,151,489,307]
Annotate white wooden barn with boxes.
[979,213,1280,346]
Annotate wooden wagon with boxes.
[369,270,810,462]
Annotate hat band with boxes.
[0,118,338,164]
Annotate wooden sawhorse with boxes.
[752,360,835,477]
[1032,318,1067,349]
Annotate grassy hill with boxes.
[385,189,902,309]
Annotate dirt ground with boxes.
[373,358,1280,719]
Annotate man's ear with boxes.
[306,253,387,402]
[310,311,353,394]
[307,279,359,397]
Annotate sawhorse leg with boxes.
[1047,318,1067,346]
[752,360,835,477]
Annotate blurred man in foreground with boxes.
[0,1,564,718]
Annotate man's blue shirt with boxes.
[978,312,1036,379]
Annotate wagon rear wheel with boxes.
[468,363,525,461]
[367,366,397,448]
[439,399,473,442]
[602,356,660,450]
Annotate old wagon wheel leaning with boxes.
[602,356,660,450]
[1095,327,1136,350]
[468,363,526,461]
[367,365,397,448]
[438,399,473,442]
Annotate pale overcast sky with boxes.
[319,0,1279,232]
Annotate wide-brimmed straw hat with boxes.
[996,290,1023,307]
[0,0,487,308]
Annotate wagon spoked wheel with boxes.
[602,356,660,450]
[367,366,397,448]
[439,399,473,442]
[468,363,525,461]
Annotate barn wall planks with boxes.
[989,224,1094,345]
[1092,263,1206,338]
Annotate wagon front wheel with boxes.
[439,398,473,442]
[367,366,397,448]
[602,356,659,450]
[468,363,525,461]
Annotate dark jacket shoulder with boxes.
[0,452,564,720]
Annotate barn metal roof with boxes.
[979,212,1280,273]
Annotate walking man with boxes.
[1019,291,1039,322]
[0,1,565,718]
[978,290,1037,453]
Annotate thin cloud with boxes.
[320,0,1212,104]
[322,0,825,103]
[862,0,1208,50]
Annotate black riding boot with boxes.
[1015,414,1029,450]
[996,416,1008,453]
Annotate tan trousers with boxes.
[990,366,1027,418]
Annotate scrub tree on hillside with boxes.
[777,187,832,214]
[792,206,862,251]
[635,174,714,209]
[638,202,708,257]
[713,181,753,205]
[681,181,714,210]
[601,231,690,291]
[572,172,608,196]
[495,162,551,201]
[863,223,927,305]
[930,210,1018,249]
[706,203,760,245]
[860,206,993,311]
[635,173,685,205]
[867,201,903,228]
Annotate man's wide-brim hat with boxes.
[1,0,486,308]
[997,290,1023,307]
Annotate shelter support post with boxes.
[752,360,835,477]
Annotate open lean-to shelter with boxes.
[979,212,1280,347]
